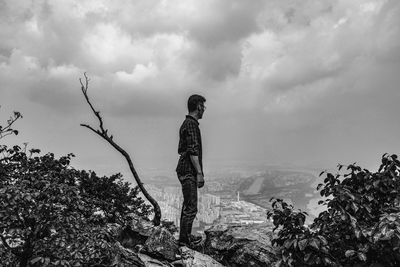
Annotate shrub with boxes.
[0,145,151,266]
[268,154,400,266]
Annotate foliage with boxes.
[0,108,22,139]
[268,154,400,267]
[78,171,152,223]
[267,199,336,266]
[0,145,151,266]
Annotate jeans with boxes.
[178,174,198,244]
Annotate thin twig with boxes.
[79,73,105,133]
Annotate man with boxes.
[176,94,206,247]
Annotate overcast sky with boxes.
[1,0,400,179]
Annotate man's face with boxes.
[198,102,206,119]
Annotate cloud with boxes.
[187,0,266,46]
[185,41,242,82]
[1,0,400,171]
[1,0,398,113]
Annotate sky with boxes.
[1,0,400,180]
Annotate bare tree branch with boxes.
[79,73,161,226]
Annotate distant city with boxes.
[147,184,270,232]
[140,165,324,232]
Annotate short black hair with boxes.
[187,94,206,112]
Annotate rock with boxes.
[176,246,226,267]
[105,222,149,251]
[120,225,150,251]
[117,215,156,251]
[107,223,123,237]
[144,227,180,261]
[204,224,278,267]
[138,253,174,267]
[112,242,146,267]
[130,214,156,237]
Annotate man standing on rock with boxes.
[176,94,206,247]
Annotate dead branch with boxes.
[79,73,161,226]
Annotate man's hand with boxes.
[197,173,205,188]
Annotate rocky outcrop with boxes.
[116,215,156,251]
[178,246,225,267]
[110,221,226,266]
[112,242,146,267]
[109,219,278,267]
[138,253,174,267]
[144,227,180,261]
[204,224,278,267]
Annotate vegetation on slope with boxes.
[268,154,400,266]
[0,110,152,266]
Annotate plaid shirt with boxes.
[176,115,203,176]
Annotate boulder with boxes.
[111,242,146,267]
[116,215,156,251]
[130,214,155,237]
[138,253,174,267]
[107,223,123,237]
[175,246,226,267]
[106,222,150,251]
[204,224,278,267]
[119,225,149,251]
[144,227,180,261]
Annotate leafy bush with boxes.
[268,199,335,266]
[268,154,400,267]
[0,145,151,266]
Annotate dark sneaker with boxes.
[189,234,203,245]
[178,235,203,249]
[178,241,189,247]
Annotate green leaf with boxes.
[381,229,395,240]
[43,257,50,266]
[293,239,298,249]
[309,239,320,250]
[349,214,357,228]
[320,189,326,196]
[304,253,311,262]
[381,225,388,236]
[322,257,333,265]
[318,235,328,246]
[355,228,361,239]
[351,202,359,212]
[357,252,367,261]
[31,257,42,264]
[284,239,294,249]
[364,204,372,213]
[298,239,308,251]
[345,250,356,258]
